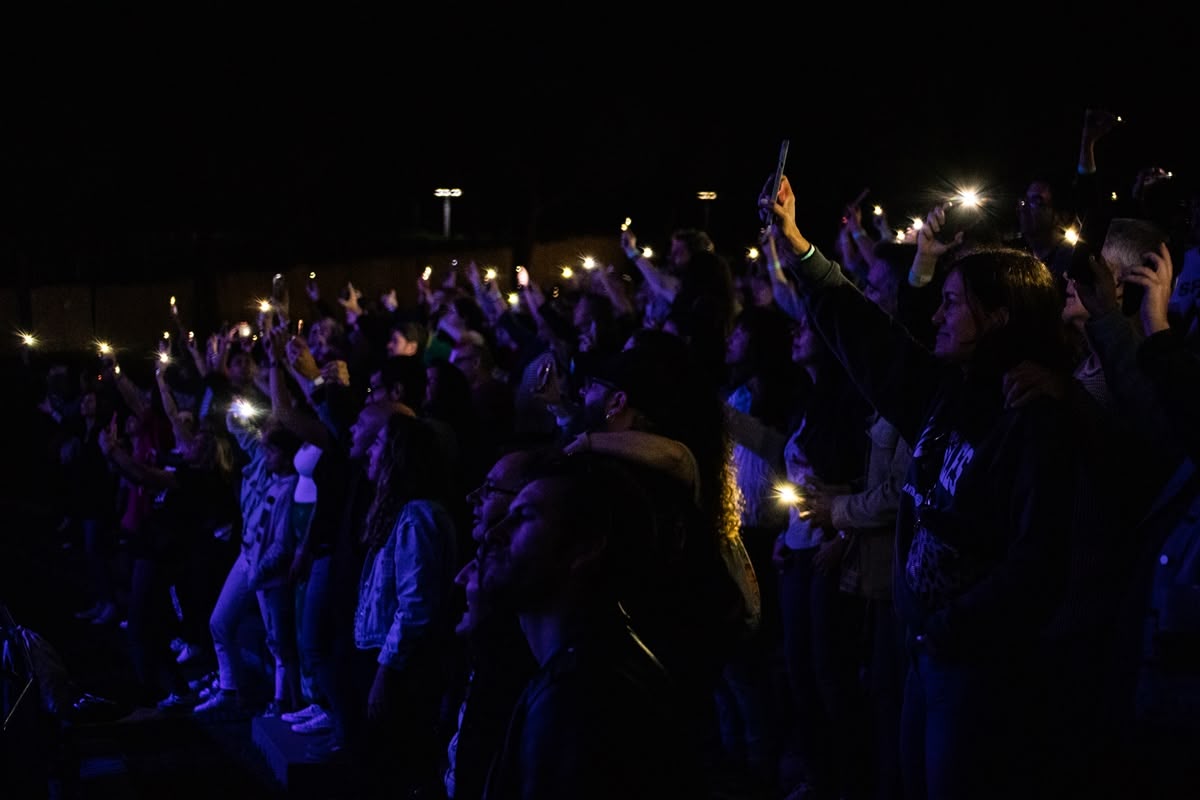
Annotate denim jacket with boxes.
[355,499,458,671]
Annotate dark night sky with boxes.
[2,24,1195,282]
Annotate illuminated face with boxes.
[579,376,618,432]
[725,324,751,366]
[227,352,256,387]
[466,452,528,542]
[931,270,982,363]
[387,330,417,358]
[365,424,388,483]
[263,440,290,475]
[349,407,388,460]
[478,478,571,612]
[1018,181,1055,237]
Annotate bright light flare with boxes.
[561,266,574,279]
[162,331,171,340]
[775,483,802,506]
[506,292,520,307]
[640,247,653,259]
[97,341,113,356]
[620,217,632,231]
[911,218,924,231]
[483,267,497,282]
[257,299,272,313]
[873,205,884,216]
[1063,226,1080,246]
[581,256,597,271]
[238,323,253,339]
[158,351,170,364]
[18,331,37,347]
[422,266,432,281]
[232,397,260,420]
[746,247,760,261]
[954,189,983,209]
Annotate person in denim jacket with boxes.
[352,412,459,798]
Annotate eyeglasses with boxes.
[468,480,522,500]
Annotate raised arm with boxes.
[98,412,178,490]
[766,174,942,444]
[264,325,335,450]
[622,230,681,303]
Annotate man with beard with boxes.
[477,451,701,800]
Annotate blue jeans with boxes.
[210,556,299,703]
[778,546,869,797]
[298,554,339,730]
[900,647,1040,800]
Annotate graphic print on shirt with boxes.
[904,425,985,607]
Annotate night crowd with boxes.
[11,109,1200,800]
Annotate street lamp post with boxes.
[697,190,717,230]
[434,188,462,239]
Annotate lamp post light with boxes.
[697,190,718,229]
[434,188,462,239]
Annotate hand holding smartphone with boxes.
[761,139,790,228]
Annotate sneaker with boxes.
[280,703,325,724]
[188,671,218,693]
[193,690,239,714]
[156,691,199,712]
[259,701,283,718]
[175,642,206,664]
[197,678,223,702]
[291,710,333,735]
[169,637,187,654]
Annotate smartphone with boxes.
[1121,261,1150,316]
[535,358,555,392]
[762,139,790,226]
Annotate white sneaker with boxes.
[193,691,239,714]
[291,710,333,735]
[280,703,324,724]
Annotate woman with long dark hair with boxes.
[765,175,1076,799]
[351,412,459,797]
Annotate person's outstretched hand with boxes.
[1083,108,1119,146]
[1123,242,1174,335]
[915,204,964,260]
